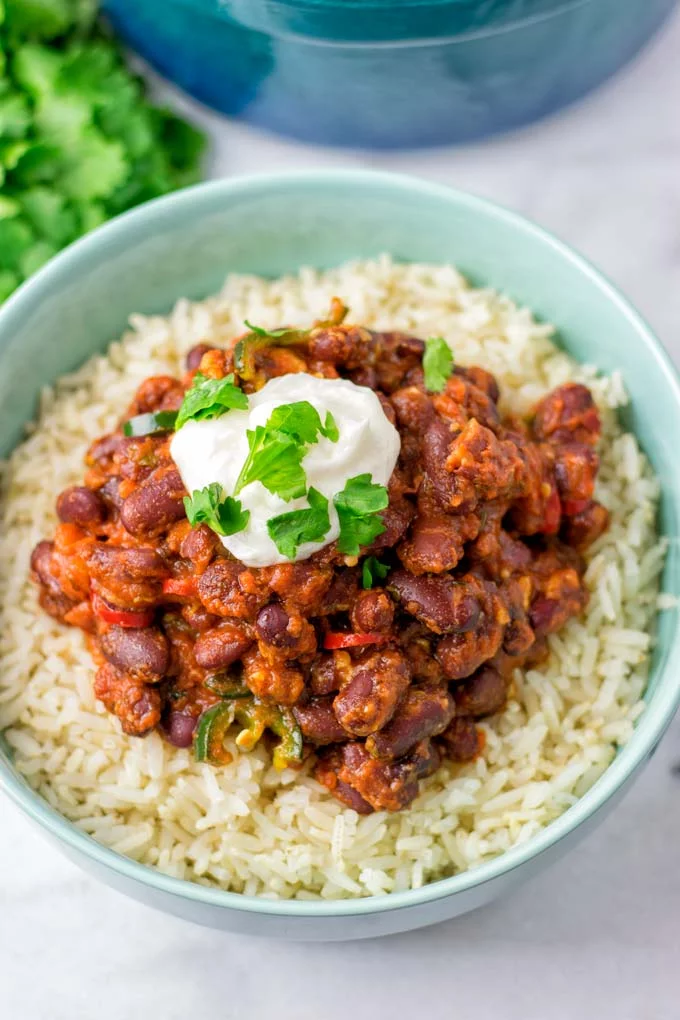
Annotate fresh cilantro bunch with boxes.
[0,0,205,301]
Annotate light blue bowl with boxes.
[1,172,679,940]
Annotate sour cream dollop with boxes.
[170,373,401,567]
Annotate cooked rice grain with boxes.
[0,257,669,899]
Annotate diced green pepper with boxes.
[122,410,178,437]
[233,700,303,771]
[194,702,235,765]
[204,672,251,699]
[234,298,348,383]
[194,696,303,770]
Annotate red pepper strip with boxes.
[91,592,154,629]
[162,577,198,598]
[561,498,589,516]
[540,486,561,535]
[323,631,388,650]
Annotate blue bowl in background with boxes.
[104,0,677,148]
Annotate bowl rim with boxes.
[1,168,679,919]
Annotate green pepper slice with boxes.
[122,410,178,437]
[193,697,303,770]
[194,702,235,764]
[204,672,251,699]
[234,700,303,771]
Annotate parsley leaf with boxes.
[243,320,306,342]
[266,401,339,445]
[175,373,248,430]
[234,426,307,502]
[234,401,338,501]
[267,487,331,559]
[362,556,390,589]
[183,484,250,537]
[423,336,454,393]
[333,474,389,556]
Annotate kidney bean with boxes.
[179,523,219,569]
[309,654,342,696]
[391,385,436,434]
[256,603,291,645]
[366,686,455,760]
[455,666,508,718]
[350,589,394,633]
[30,540,61,594]
[88,544,168,609]
[332,779,373,814]
[389,570,481,635]
[315,739,434,813]
[294,697,347,745]
[162,711,197,748]
[120,468,186,537]
[86,432,123,465]
[194,621,252,670]
[99,477,124,512]
[333,648,410,737]
[56,486,106,527]
[439,715,480,761]
[562,500,610,551]
[186,343,216,372]
[533,383,601,445]
[366,498,414,553]
[100,625,169,682]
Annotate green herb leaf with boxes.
[362,556,390,589]
[183,484,250,538]
[234,401,337,501]
[175,373,248,430]
[243,320,303,342]
[234,426,307,502]
[266,400,339,445]
[423,336,454,393]
[333,474,389,557]
[267,487,331,560]
[122,410,178,437]
[323,410,339,442]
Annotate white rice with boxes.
[0,256,670,899]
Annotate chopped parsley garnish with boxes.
[175,373,248,430]
[183,484,249,537]
[423,336,454,393]
[266,401,338,445]
[243,321,307,342]
[122,410,178,437]
[234,400,338,502]
[333,473,389,556]
[267,487,331,559]
[362,555,390,589]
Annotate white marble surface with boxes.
[2,11,680,1019]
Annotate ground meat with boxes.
[533,383,601,446]
[333,647,411,736]
[315,739,440,813]
[93,662,161,736]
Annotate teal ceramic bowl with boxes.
[1,171,679,940]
